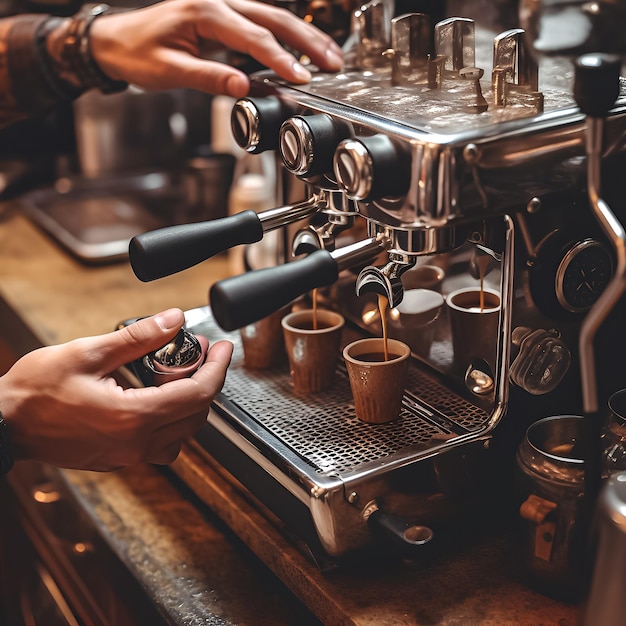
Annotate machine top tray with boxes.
[257,23,625,137]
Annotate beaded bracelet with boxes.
[60,3,128,94]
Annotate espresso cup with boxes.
[401,264,446,292]
[389,288,444,358]
[343,337,411,424]
[239,305,290,370]
[281,309,345,394]
[445,287,500,373]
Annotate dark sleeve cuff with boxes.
[6,15,83,117]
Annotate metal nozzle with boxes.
[355,258,417,308]
[469,244,502,280]
[291,190,357,256]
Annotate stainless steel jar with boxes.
[514,415,586,600]
[582,471,626,626]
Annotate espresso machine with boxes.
[128,0,626,568]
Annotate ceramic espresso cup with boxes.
[389,288,444,358]
[343,337,411,424]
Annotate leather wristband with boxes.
[0,412,14,476]
[60,3,128,94]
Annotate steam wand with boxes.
[574,55,626,528]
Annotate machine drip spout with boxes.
[355,257,418,308]
[469,244,502,280]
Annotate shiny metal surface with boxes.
[230,98,263,152]
[190,3,626,565]
[151,330,202,368]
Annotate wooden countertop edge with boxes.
[172,442,356,626]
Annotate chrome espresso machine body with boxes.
[129,2,626,566]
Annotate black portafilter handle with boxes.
[210,250,339,331]
[574,53,622,118]
[210,236,391,331]
[129,210,263,282]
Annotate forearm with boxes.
[0,8,126,128]
[1,14,76,127]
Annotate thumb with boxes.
[90,309,187,373]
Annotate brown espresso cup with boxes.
[239,305,290,370]
[281,309,345,394]
[401,264,446,292]
[343,338,411,424]
[389,288,444,359]
[445,287,500,373]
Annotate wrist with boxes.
[46,3,128,94]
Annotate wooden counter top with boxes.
[0,211,230,347]
[0,211,582,625]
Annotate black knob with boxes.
[333,135,411,201]
[129,211,263,282]
[209,250,339,330]
[279,114,352,178]
[230,97,291,154]
[574,53,621,118]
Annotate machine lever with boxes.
[210,235,390,331]
[130,195,323,282]
[130,210,263,282]
[365,503,435,558]
[210,249,339,331]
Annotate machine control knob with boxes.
[333,135,411,201]
[509,327,571,395]
[231,97,289,154]
[574,53,621,118]
[279,114,352,178]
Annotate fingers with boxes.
[227,0,344,72]
[143,409,207,464]
[190,339,234,387]
[195,0,343,84]
[92,0,344,96]
[84,309,186,373]
[151,49,252,97]
[108,339,233,430]
[149,441,183,465]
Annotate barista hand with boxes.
[87,0,344,97]
[0,309,233,472]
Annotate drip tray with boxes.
[20,171,181,263]
[186,306,492,483]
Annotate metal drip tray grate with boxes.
[189,310,491,478]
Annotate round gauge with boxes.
[555,239,613,313]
